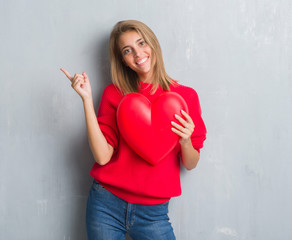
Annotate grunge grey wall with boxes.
[1,0,292,239]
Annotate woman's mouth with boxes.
[136,57,149,66]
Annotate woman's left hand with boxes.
[171,110,195,146]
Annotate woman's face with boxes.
[118,30,153,82]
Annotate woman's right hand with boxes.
[60,68,93,102]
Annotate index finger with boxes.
[181,110,194,124]
[60,68,73,81]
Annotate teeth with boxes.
[137,57,148,65]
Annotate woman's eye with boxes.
[123,49,130,55]
[139,41,146,46]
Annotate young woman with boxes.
[61,20,206,240]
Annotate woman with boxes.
[61,20,206,240]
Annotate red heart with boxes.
[117,92,189,165]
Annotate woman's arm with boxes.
[179,139,200,170]
[171,110,199,170]
[82,98,113,165]
[60,68,113,165]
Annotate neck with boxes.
[138,71,153,84]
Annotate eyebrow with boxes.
[121,38,143,51]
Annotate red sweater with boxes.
[90,81,207,204]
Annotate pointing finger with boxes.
[60,68,73,82]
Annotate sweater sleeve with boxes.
[96,85,120,151]
[189,90,207,153]
[177,88,207,157]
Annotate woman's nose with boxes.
[133,47,142,58]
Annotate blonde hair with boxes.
[109,20,175,95]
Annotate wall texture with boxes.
[1,0,292,239]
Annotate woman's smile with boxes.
[136,56,149,66]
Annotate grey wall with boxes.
[1,0,292,239]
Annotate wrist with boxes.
[179,138,192,148]
[82,97,93,106]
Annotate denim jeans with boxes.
[86,180,176,240]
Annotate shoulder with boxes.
[169,81,203,115]
[103,83,122,94]
[102,83,123,99]
[99,84,124,108]
[169,81,199,99]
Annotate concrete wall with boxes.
[1,0,292,239]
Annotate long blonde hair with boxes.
[109,20,175,95]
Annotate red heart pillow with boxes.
[117,92,189,165]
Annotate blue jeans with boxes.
[86,180,176,240]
